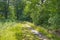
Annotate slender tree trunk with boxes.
[4,0,9,19]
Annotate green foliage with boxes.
[47,0,60,29]
[29,23,60,40]
[0,22,41,40]
[0,0,60,40]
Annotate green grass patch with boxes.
[29,23,60,40]
[0,22,41,40]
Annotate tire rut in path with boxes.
[24,24,49,40]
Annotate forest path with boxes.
[22,24,49,40]
[0,22,49,40]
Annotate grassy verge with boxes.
[0,22,60,40]
[0,22,40,40]
[28,22,60,40]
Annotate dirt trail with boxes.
[23,24,49,40]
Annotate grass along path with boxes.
[23,24,49,40]
[0,22,45,40]
[22,22,60,40]
[0,22,60,40]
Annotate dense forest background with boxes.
[0,0,60,30]
[0,0,60,40]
